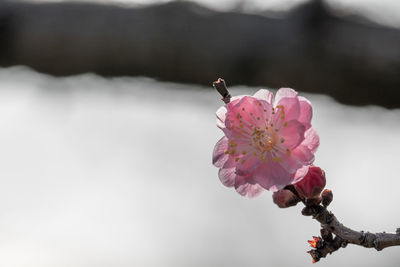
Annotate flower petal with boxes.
[274,88,300,121]
[253,89,273,104]
[235,183,264,198]
[291,144,315,165]
[218,167,236,187]
[298,96,313,129]
[235,155,260,176]
[303,127,320,154]
[274,88,298,103]
[225,96,271,135]
[279,120,306,150]
[278,152,304,174]
[235,175,264,197]
[216,106,227,129]
[252,162,296,192]
[293,165,310,183]
[212,137,229,168]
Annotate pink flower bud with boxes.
[272,189,300,208]
[294,166,326,199]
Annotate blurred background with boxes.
[0,0,400,266]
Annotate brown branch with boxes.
[304,203,400,262]
[213,78,231,104]
[284,185,400,262]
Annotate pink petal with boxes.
[222,155,237,169]
[218,167,236,187]
[303,127,320,154]
[293,165,310,183]
[212,137,229,168]
[230,95,246,102]
[216,106,227,129]
[274,88,300,121]
[252,162,296,192]
[279,120,305,150]
[278,152,304,174]
[235,175,264,197]
[253,89,273,104]
[291,144,315,165]
[235,183,264,198]
[235,155,260,176]
[274,88,298,103]
[225,96,271,132]
[298,96,313,129]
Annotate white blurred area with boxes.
[15,0,400,28]
[0,66,399,266]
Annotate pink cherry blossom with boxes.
[213,88,319,197]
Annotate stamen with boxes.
[273,157,281,162]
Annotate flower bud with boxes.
[295,166,326,199]
[301,206,314,216]
[307,249,320,263]
[321,189,333,207]
[272,189,300,208]
[305,196,321,206]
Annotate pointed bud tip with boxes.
[308,236,323,248]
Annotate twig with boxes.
[213,78,231,104]
[305,203,400,262]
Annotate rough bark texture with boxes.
[313,206,400,251]
[298,189,400,262]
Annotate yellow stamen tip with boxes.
[273,157,281,162]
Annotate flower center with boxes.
[224,103,291,164]
[252,126,277,152]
